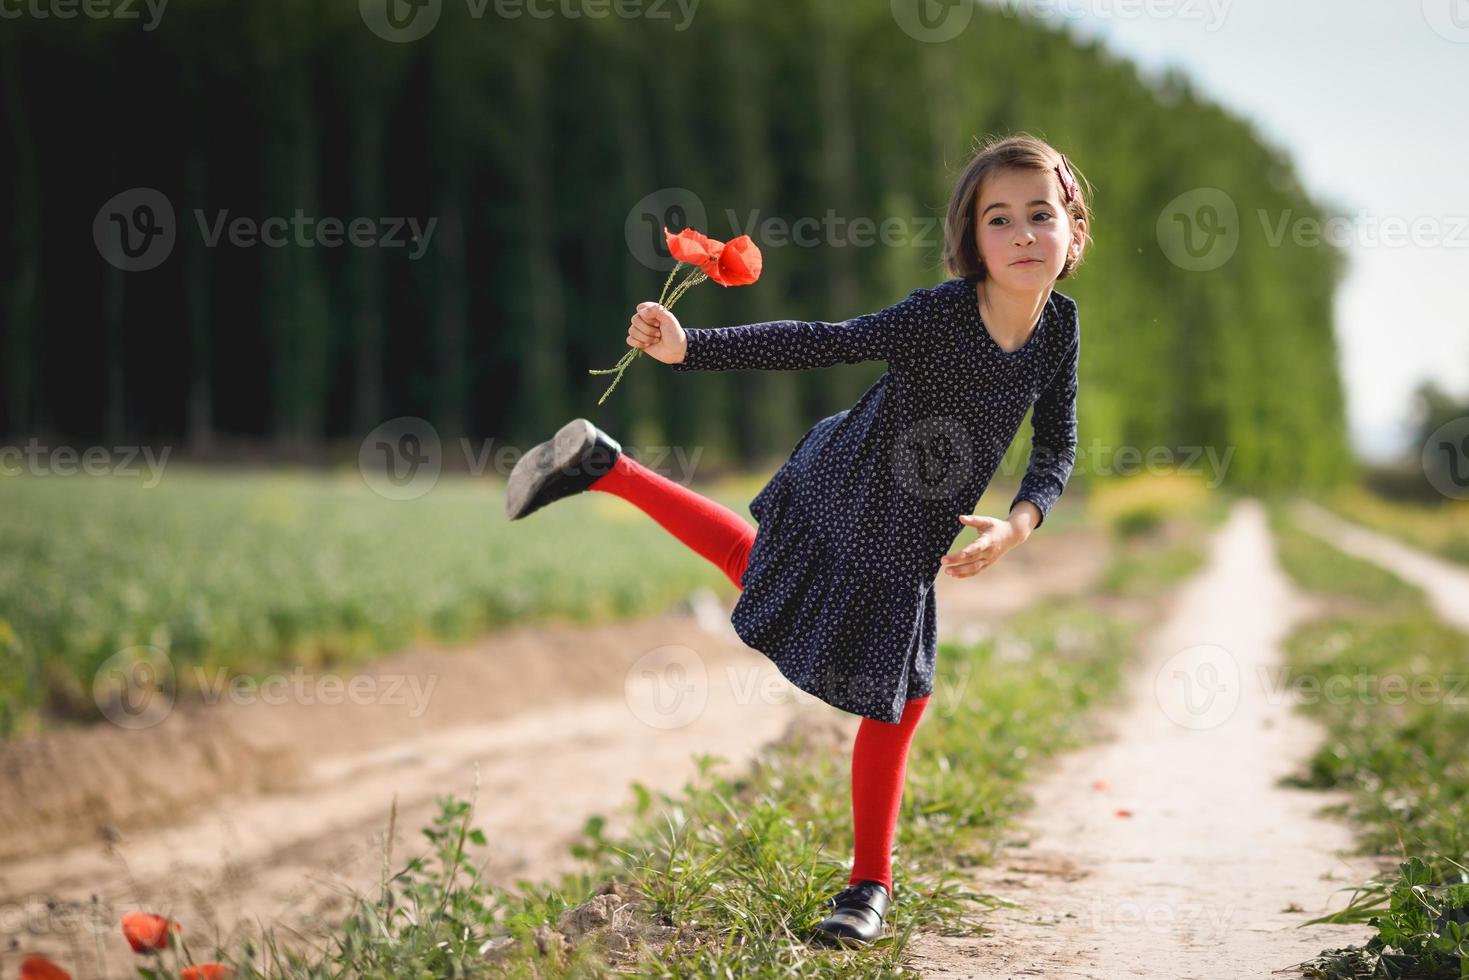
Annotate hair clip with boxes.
[1055,154,1079,204]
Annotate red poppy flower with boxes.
[181,964,236,980]
[121,912,181,952]
[19,954,72,980]
[664,226,724,274]
[591,223,764,404]
[708,234,763,287]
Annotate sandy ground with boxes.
[0,523,1107,977]
[908,499,1386,979]
[1292,498,1469,630]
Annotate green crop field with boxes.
[0,464,1084,738]
[0,467,755,736]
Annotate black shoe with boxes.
[504,418,623,521]
[810,879,891,948]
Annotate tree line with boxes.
[0,0,1355,490]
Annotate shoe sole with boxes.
[504,418,599,521]
[809,927,875,949]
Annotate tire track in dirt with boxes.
[1292,498,1469,630]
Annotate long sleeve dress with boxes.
[670,273,1080,724]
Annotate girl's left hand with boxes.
[939,514,1022,578]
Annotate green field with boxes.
[1321,485,1469,566]
[0,467,757,736]
[0,466,1073,738]
[1266,502,1469,979]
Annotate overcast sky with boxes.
[997,0,1469,462]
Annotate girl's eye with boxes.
[988,211,1055,226]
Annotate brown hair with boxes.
[942,133,1093,281]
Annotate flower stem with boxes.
[591,261,710,404]
[664,269,708,308]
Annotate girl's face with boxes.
[972,167,1083,289]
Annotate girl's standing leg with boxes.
[592,450,927,897]
[848,694,931,894]
[588,453,755,589]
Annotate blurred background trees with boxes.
[0,0,1356,490]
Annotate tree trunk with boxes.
[349,48,385,438]
[516,48,568,435]
[723,9,801,466]
[183,65,213,456]
[101,47,128,446]
[433,153,468,443]
[814,0,862,411]
[1,40,38,439]
[263,44,330,459]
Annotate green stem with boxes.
[655,262,680,305]
[590,260,712,404]
[664,269,708,308]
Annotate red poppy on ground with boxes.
[181,964,236,980]
[1115,808,1133,818]
[121,911,181,952]
[19,954,71,980]
[708,234,763,287]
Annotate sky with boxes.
[993,0,1469,462]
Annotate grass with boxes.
[1091,471,1236,598]
[0,466,760,736]
[1268,497,1429,610]
[201,597,1138,978]
[1265,501,1469,979]
[0,464,1081,738]
[93,487,1226,979]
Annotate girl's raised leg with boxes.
[589,452,755,590]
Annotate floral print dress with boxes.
[671,273,1080,723]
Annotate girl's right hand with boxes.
[629,302,688,365]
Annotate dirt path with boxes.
[910,498,1380,978]
[1292,498,1469,630]
[0,526,1107,977]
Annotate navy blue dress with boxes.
[671,274,1080,724]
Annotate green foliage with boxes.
[1297,858,1469,979]
[1112,505,1163,538]
[1269,503,1469,978]
[1281,614,1469,861]
[0,2,1353,490]
[1265,500,1428,609]
[1093,483,1231,597]
[0,468,748,735]
[1321,487,1469,570]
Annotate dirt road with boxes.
[910,499,1381,978]
[1292,498,1469,630]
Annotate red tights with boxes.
[589,452,928,895]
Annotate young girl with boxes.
[504,134,1088,947]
